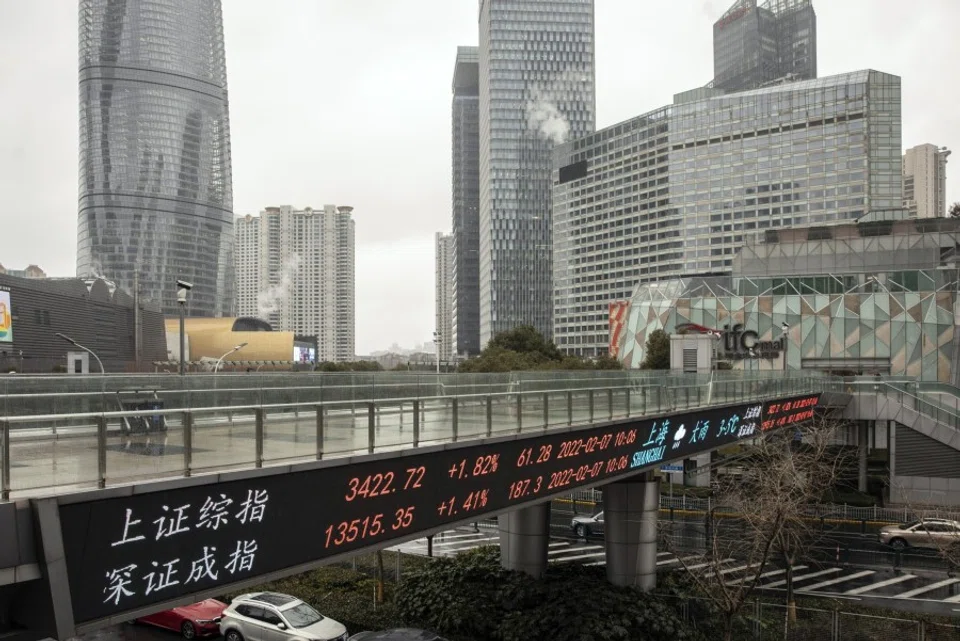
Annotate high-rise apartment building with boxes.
[903,144,951,218]
[78,0,235,317]
[234,214,261,319]
[451,46,482,357]
[713,0,817,93]
[553,70,903,356]
[435,232,455,363]
[235,206,355,362]
[478,0,596,345]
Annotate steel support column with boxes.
[498,502,550,577]
[602,474,659,590]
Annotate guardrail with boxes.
[0,373,831,500]
[562,488,960,525]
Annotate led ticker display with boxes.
[54,393,820,625]
[760,394,819,431]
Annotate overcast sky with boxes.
[0,1,958,355]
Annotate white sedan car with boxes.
[220,592,348,641]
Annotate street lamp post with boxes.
[781,321,790,373]
[55,332,104,374]
[433,331,441,374]
[176,280,192,376]
[215,342,248,373]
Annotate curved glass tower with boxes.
[78,0,234,317]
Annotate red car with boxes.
[135,599,227,639]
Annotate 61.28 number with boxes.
[324,507,416,549]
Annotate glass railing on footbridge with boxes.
[843,377,960,432]
[0,370,834,500]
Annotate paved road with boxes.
[391,523,960,606]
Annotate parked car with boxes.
[571,511,604,538]
[220,592,347,641]
[348,630,449,641]
[879,518,960,551]
[135,599,227,639]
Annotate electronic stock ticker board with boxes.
[51,392,820,624]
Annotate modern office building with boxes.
[616,217,960,382]
[77,0,235,318]
[451,46,482,357]
[903,144,951,219]
[478,0,596,345]
[553,70,903,357]
[713,0,817,93]
[435,232,455,362]
[234,206,355,362]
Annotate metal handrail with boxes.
[0,376,831,499]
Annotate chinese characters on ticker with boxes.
[54,393,819,624]
[760,394,819,431]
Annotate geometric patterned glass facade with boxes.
[78,0,234,317]
[713,0,817,93]
[479,0,596,345]
[553,70,903,357]
[451,46,481,357]
[618,219,960,383]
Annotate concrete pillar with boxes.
[603,474,659,590]
[858,421,869,493]
[498,502,550,577]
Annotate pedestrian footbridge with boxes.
[0,371,834,640]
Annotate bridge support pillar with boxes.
[498,503,550,577]
[858,421,869,493]
[603,473,659,590]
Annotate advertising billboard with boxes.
[0,290,11,342]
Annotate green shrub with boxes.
[397,546,705,641]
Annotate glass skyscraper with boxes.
[478,0,595,345]
[553,70,903,356]
[713,0,817,93]
[78,0,235,317]
[451,46,481,357]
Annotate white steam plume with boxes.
[525,69,591,145]
[257,253,301,318]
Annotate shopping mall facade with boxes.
[614,216,960,385]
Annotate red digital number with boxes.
[324,513,384,549]
[393,506,415,530]
[345,472,395,501]
[405,466,426,489]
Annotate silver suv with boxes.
[220,592,347,641]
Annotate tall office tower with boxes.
[234,206,355,362]
[478,0,596,345]
[713,0,817,93]
[451,46,482,357]
[554,70,903,356]
[435,232,455,363]
[78,0,235,317]
[903,144,952,218]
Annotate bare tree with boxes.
[661,415,849,641]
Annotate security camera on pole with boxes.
[176,280,193,376]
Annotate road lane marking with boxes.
[895,578,960,599]
[844,574,916,595]
[801,570,875,592]
[764,568,841,588]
